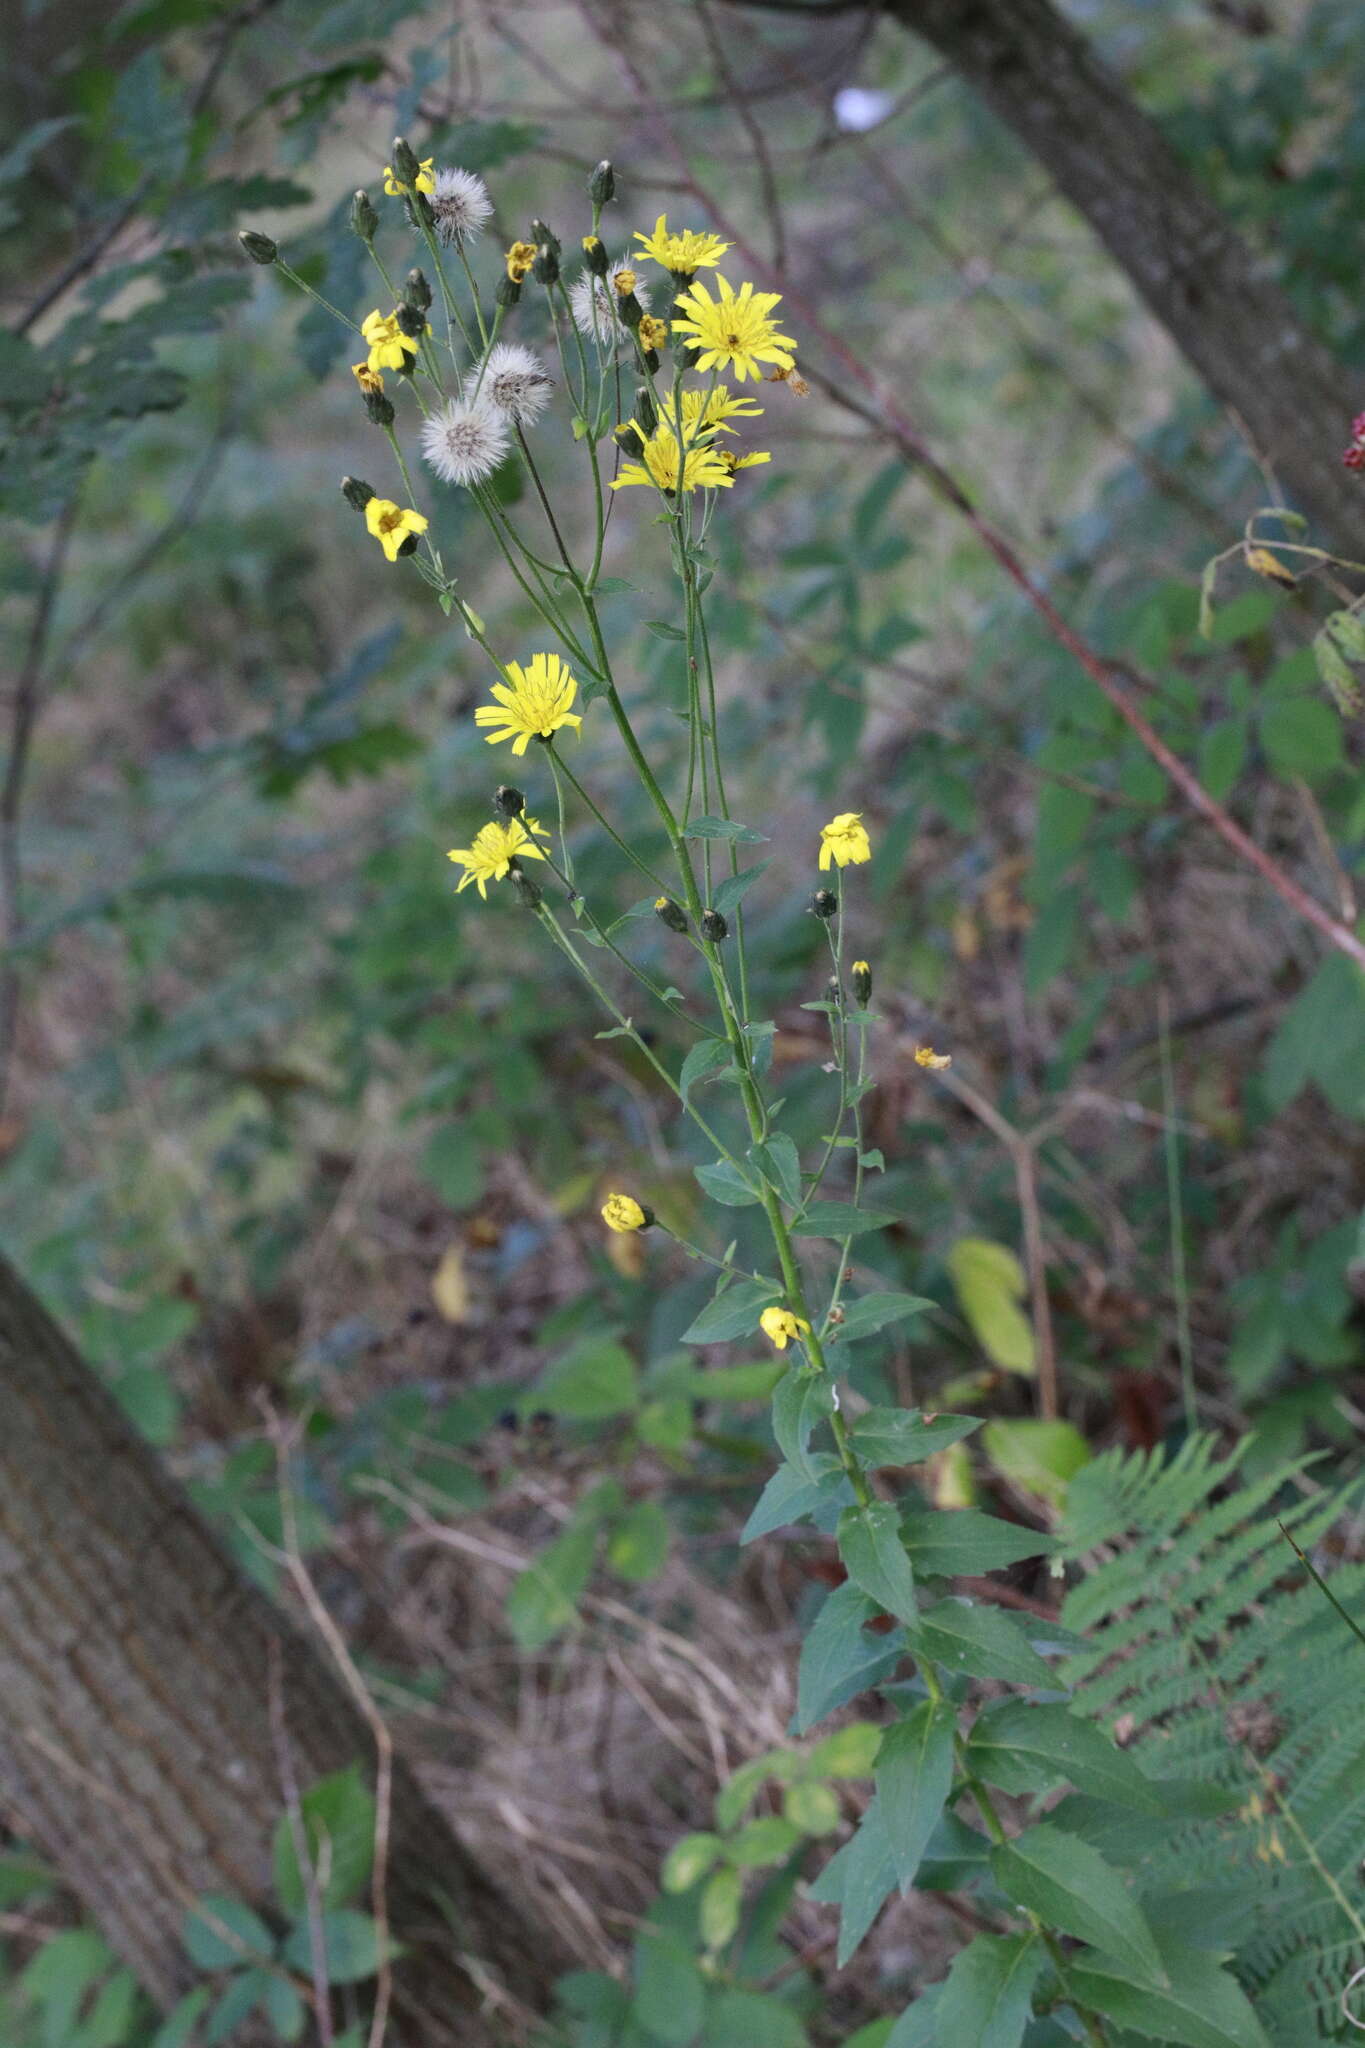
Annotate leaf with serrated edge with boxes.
[874,1701,956,1890]
[990,1825,1162,1984]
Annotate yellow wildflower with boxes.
[364,498,428,562]
[612,267,638,297]
[383,156,434,196]
[505,240,537,282]
[760,1306,811,1351]
[818,813,871,870]
[672,274,796,383]
[634,215,732,273]
[602,1193,650,1233]
[474,653,583,756]
[638,314,669,351]
[446,816,550,899]
[678,385,764,436]
[915,1046,952,1071]
[351,362,384,396]
[611,422,736,495]
[361,308,419,374]
[713,448,772,478]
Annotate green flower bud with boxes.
[396,301,426,339]
[510,864,543,910]
[530,218,560,255]
[532,242,560,285]
[811,889,838,920]
[701,908,729,943]
[405,266,432,311]
[238,230,278,266]
[617,290,643,332]
[634,384,659,437]
[589,159,616,207]
[351,189,379,242]
[495,275,522,309]
[391,136,422,187]
[341,475,375,512]
[364,388,395,429]
[851,959,872,1007]
[654,896,689,934]
[581,234,609,277]
[494,785,526,818]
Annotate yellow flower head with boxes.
[351,361,384,396]
[818,813,871,870]
[760,1306,811,1351]
[612,267,638,298]
[914,1045,952,1071]
[506,240,537,282]
[362,308,419,374]
[601,1192,650,1234]
[384,156,435,196]
[634,215,732,274]
[672,274,796,383]
[638,314,669,351]
[712,448,772,478]
[679,385,764,436]
[446,816,550,899]
[364,497,429,562]
[474,652,583,755]
[611,422,736,495]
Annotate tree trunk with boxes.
[0,1252,557,2041]
[885,0,1359,541]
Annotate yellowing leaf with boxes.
[946,1237,1035,1376]
[431,1244,470,1323]
[1244,545,1297,589]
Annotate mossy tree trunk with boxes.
[0,1252,555,2042]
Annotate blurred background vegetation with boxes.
[2,0,1364,2039]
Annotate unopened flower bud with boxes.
[494,784,526,818]
[405,266,432,311]
[530,219,560,255]
[589,159,616,207]
[851,959,872,1006]
[616,290,643,333]
[341,475,375,512]
[581,234,609,277]
[827,975,843,1003]
[654,895,689,934]
[351,189,379,242]
[510,864,543,909]
[532,242,560,285]
[496,275,522,309]
[238,230,278,265]
[634,383,659,437]
[396,301,426,339]
[701,908,728,943]
[811,888,838,920]
[391,136,422,187]
[364,388,395,428]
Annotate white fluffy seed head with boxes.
[569,262,652,338]
[430,166,493,244]
[478,342,554,425]
[420,395,509,486]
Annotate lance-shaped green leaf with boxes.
[839,1501,918,1624]
[874,1700,956,1890]
[795,1582,904,1733]
[771,1369,834,1481]
[741,1457,849,1545]
[901,1509,1052,1578]
[680,1037,736,1103]
[990,1825,1163,1984]
[831,1292,935,1342]
[934,1933,1043,2048]
[910,1599,1054,1690]
[851,1407,980,1469]
[967,1700,1169,1813]
[808,1794,899,1965]
[681,1276,781,1345]
[1066,1931,1272,2048]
